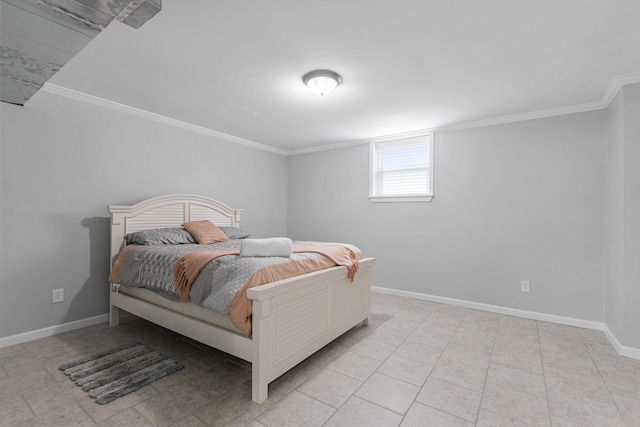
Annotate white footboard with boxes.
[248,257,374,402]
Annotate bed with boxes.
[108,194,375,403]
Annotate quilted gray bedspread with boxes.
[112,240,340,315]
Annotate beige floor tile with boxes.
[11,402,93,427]
[297,368,362,408]
[585,341,619,361]
[542,359,601,381]
[376,354,433,386]
[601,370,640,400]
[257,390,335,427]
[476,408,531,426]
[480,381,550,426]
[544,370,613,404]
[367,324,413,346]
[355,372,420,415]
[497,315,538,332]
[456,320,498,337]
[21,335,70,356]
[78,384,159,423]
[327,350,382,381]
[392,307,432,323]
[94,407,155,426]
[463,309,501,322]
[448,328,496,354]
[594,355,640,382]
[408,322,456,349]
[394,340,442,365]
[349,338,397,361]
[430,358,487,392]
[428,308,466,326]
[550,415,587,426]
[0,344,30,364]
[494,333,540,350]
[324,396,403,427]
[547,389,625,426]
[265,363,313,402]
[0,368,58,401]
[537,322,584,345]
[487,362,546,398]
[187,360,251,397]
[610,393,640,426]
[440,341,492,370]
[293,345,337,376]
[381,317,422,335]
[22,377,89,416]
[194,386,272,427]
[0,395,35,426]
[4,293,640,427]
[540,340,590,361]
[1,349,68,378]
[416,377,482,423]
[401,402,474,427]
[491,348,543,374]
[184,346,230,369]
[134,381,214,426]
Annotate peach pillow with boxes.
[182,220,229,244]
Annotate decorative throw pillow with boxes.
[182,220,229,244]
[219,226,251,239]
[124,228,197,245]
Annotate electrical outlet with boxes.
[53,288,64,303]
[520,280,530,293]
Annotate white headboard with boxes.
[109,194,244,265]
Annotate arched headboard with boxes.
[109,194,244,265]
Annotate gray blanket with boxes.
[112,241,332,314]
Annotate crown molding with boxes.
[600,72,640,108]
[287,129,434,156]
[292,72,640,155]
[42,72,640,157]
[41,83,288,156]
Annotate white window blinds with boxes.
[370,134,434,202]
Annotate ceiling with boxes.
[30,1,640,151]
[0,0,161,105]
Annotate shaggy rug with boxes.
[59,342,184,404]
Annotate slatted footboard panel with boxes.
[273,287,330,364]
[248,258,374,402]
[332,272,369,328]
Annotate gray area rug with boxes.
[59,342,184,404]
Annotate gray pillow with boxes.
[124,228,196,245]
[220,226,251,239]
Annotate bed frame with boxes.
[108,194,375,403]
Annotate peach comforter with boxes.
[110,243,362,336]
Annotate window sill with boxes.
[369,195,433,203]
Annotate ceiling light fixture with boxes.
[302,69,342,96]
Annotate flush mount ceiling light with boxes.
[302,69,342,96]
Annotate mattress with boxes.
[118,285,244,335]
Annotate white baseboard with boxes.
[3,290,639,361]
[372,286,639,360]
[603,325,640,360]
[0,314,109,349]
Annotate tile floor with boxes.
[1,292,640,426]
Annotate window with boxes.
[369,133,434,202]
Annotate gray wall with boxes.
[0,91,288,338]
[606,83,640,348]
[288,111,607,322]
[2,85,637,347]
[605,89,625,342]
